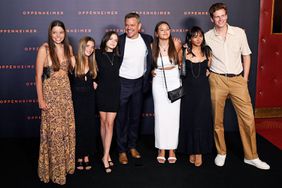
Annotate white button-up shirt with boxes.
[205,25,252,74]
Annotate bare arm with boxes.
[173,37,182,52]
[70,56,76,70]
[69,45,76,69]
[35,45,48,110]
[242,54,251,81]
[178,48,183,67]
[206,55,212,77]
[173,37,183,66]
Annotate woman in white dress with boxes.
[152,21,182,164]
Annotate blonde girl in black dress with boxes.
[70,36,98,171]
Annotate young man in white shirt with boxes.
[205,2,270,170]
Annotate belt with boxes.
[211,71,242,77]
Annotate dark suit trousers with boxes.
[116,77,143,152]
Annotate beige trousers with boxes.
[209,72,258,159]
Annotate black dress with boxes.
[95,49,121,112]
[70,71,97,158]
[178,59,213,154]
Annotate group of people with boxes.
[35,2,270,186]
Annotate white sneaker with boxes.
[244,158,270,170]
[214,154,226,167]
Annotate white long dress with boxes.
[153,56,181,149]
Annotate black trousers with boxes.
[72,90,97,158]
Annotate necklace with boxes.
[190,61,201,79]
[104,52,115,66]
[159,45,168,52]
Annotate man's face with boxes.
[211,9,228,29]
[125,17,141,39]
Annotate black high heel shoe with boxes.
[84,161,92,170]
[76,159,84,170]
[84,156,92,170]
[108,160,114,167]
[102,160,112,174]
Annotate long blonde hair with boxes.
[75,36,97,79]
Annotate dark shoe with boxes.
[84,161,92,170]
[130,148,141,159]
[119,152,128,164]
[104,166,112,174]
[108,160,114,167]
[189,155,195,164]
[101,160,112,174]
[84,156,92,170]
[76,159,84,170]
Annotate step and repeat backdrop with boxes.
[0,0,260,137]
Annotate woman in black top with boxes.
[177,26,213,167]
[96,31,121,173]
[70,36,98,171]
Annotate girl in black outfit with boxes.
[70,36,98,171]
[177,26,214,167]
[96,31,121,173]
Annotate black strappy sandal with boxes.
[84,157,92,170]
[101,160,112,174]
[108,160,114,167]
[76,159,84,170]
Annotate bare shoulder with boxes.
[38,42,48,51]
[37,43,49,57]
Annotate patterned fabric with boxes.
[38,60,75,185]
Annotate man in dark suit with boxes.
[116,12,153,164]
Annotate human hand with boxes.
[151,69,156,77]
[173,37,182,52]
[206,69,210,77]
[243,76,249,82]
[39,100,48,111]
[93,82,98,90]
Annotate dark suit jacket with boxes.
[119,33,153,93]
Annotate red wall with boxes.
[256,0,282,108]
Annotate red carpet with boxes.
[255,118,282,150]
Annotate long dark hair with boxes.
[185,26,212,58]
[100,31,120,56]
[47,20,71,71]
[152,21,178,67]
